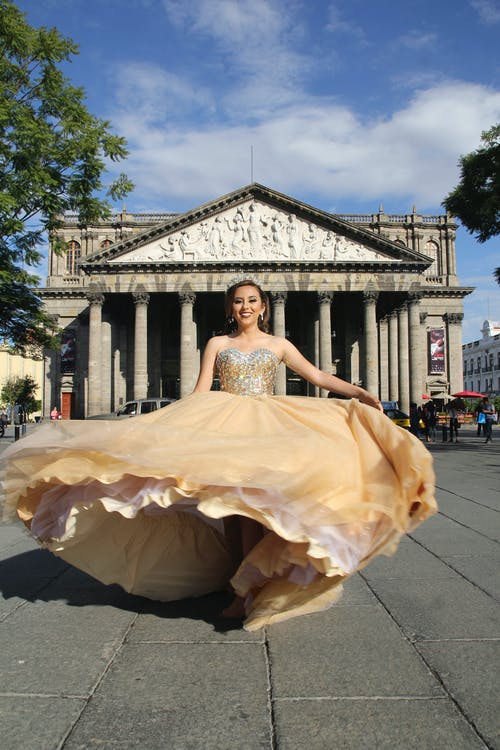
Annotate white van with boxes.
[116,398,176,417]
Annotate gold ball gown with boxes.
[0,348,436,631]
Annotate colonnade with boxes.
[84,289,449,417]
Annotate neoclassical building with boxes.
[40,183,471,418]
[462,320,500,396]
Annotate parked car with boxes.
[115,397,176,417]
[383,407,410,429]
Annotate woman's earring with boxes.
[258,313,263,323]
[228,316,234,324]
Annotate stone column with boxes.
[445,312,464,395]
[87,292,105,416]
[133,292,150,400]
[363,290,379,396]
[318,291,333,397]
[271,292,287,395]
[397,303,410,414]
[388,311,399,402]
[378,316,389,402]
[408,291,423,405]
[180,292,196,398]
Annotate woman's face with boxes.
[231,285,266,328]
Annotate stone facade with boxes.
[462,320,500,396]
[40,183,472,418]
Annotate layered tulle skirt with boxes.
[0,393,436,630]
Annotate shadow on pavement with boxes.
[0,547,240,633]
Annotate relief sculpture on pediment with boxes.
[110,199,395,264]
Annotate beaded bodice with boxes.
[216,348,280,396]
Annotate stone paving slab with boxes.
[64,643,271,750]
[366,577,500,641]
[0,599,135,695]
[416,640,500,749]
[267,605,443,699]
[441,554,500,598]
[273,698,487,750]
[0,697,85,750]
[362,536,457,581]
[435,494,500,541]
[410,513,500,557]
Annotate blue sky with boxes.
[18,0,500,342]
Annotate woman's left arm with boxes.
[281,339,382,411]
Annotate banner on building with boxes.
[428,327,445,374]
[61,330,76,373]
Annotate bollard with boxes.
[21,423,27,436]
[441,423,448,442]
[14,425,20,441]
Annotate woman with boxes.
[0,280,436,631]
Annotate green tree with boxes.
[1,374,39,414]
[443,124,500,284]
[0,1,133,353]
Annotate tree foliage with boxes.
[0,1,133,353]
[0,374,39,413]
[443,124,500,244]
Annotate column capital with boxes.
[132,291,150,306]
[444,312,464,325]
[419,311,428,324]
[363,289,379,302]
[407,290,423,303]
[87,292,105,307]
[397,301,408,313]
[318,290,333,304]
[271,291,287,304]
[179,291,196,306]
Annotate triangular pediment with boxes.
[80,184,431,270]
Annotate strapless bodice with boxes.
[216,348,280,396]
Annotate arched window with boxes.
[100,239,113,249]
[424,240,440,276]
[65,240,81,275]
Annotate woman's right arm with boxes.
[192,337,221,393]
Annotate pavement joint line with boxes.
[434,486,500,513]
[0,692,88,700]
[413,637,500,643]
[433,510,500,546]
[59,611,140,749]
[360,571,493,750]
[273,695,450,702]
[407,534,499,602]
[412,644,494,750]
[263,629,277,750]
[125,639,266,645]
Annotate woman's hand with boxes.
[356,388,383,411]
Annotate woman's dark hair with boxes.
[225,279,271,333]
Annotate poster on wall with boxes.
[61,330,76,373]
[428,327,445,374]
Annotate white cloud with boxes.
[397,30,438,49]
[108,75,500,212]
[470,0,500,24]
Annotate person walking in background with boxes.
[424,400,437,442]
[447,403,459,443]
[474,400,486,437]
[481,397,495,444]
[50,406,60,420]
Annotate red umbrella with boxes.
[451,390,486,398]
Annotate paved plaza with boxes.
[0,424,498,749]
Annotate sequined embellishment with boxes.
[216,348,280,396]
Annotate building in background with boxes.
[462,320,500,396]
[39,183,472,418]
[0,345,43,419]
